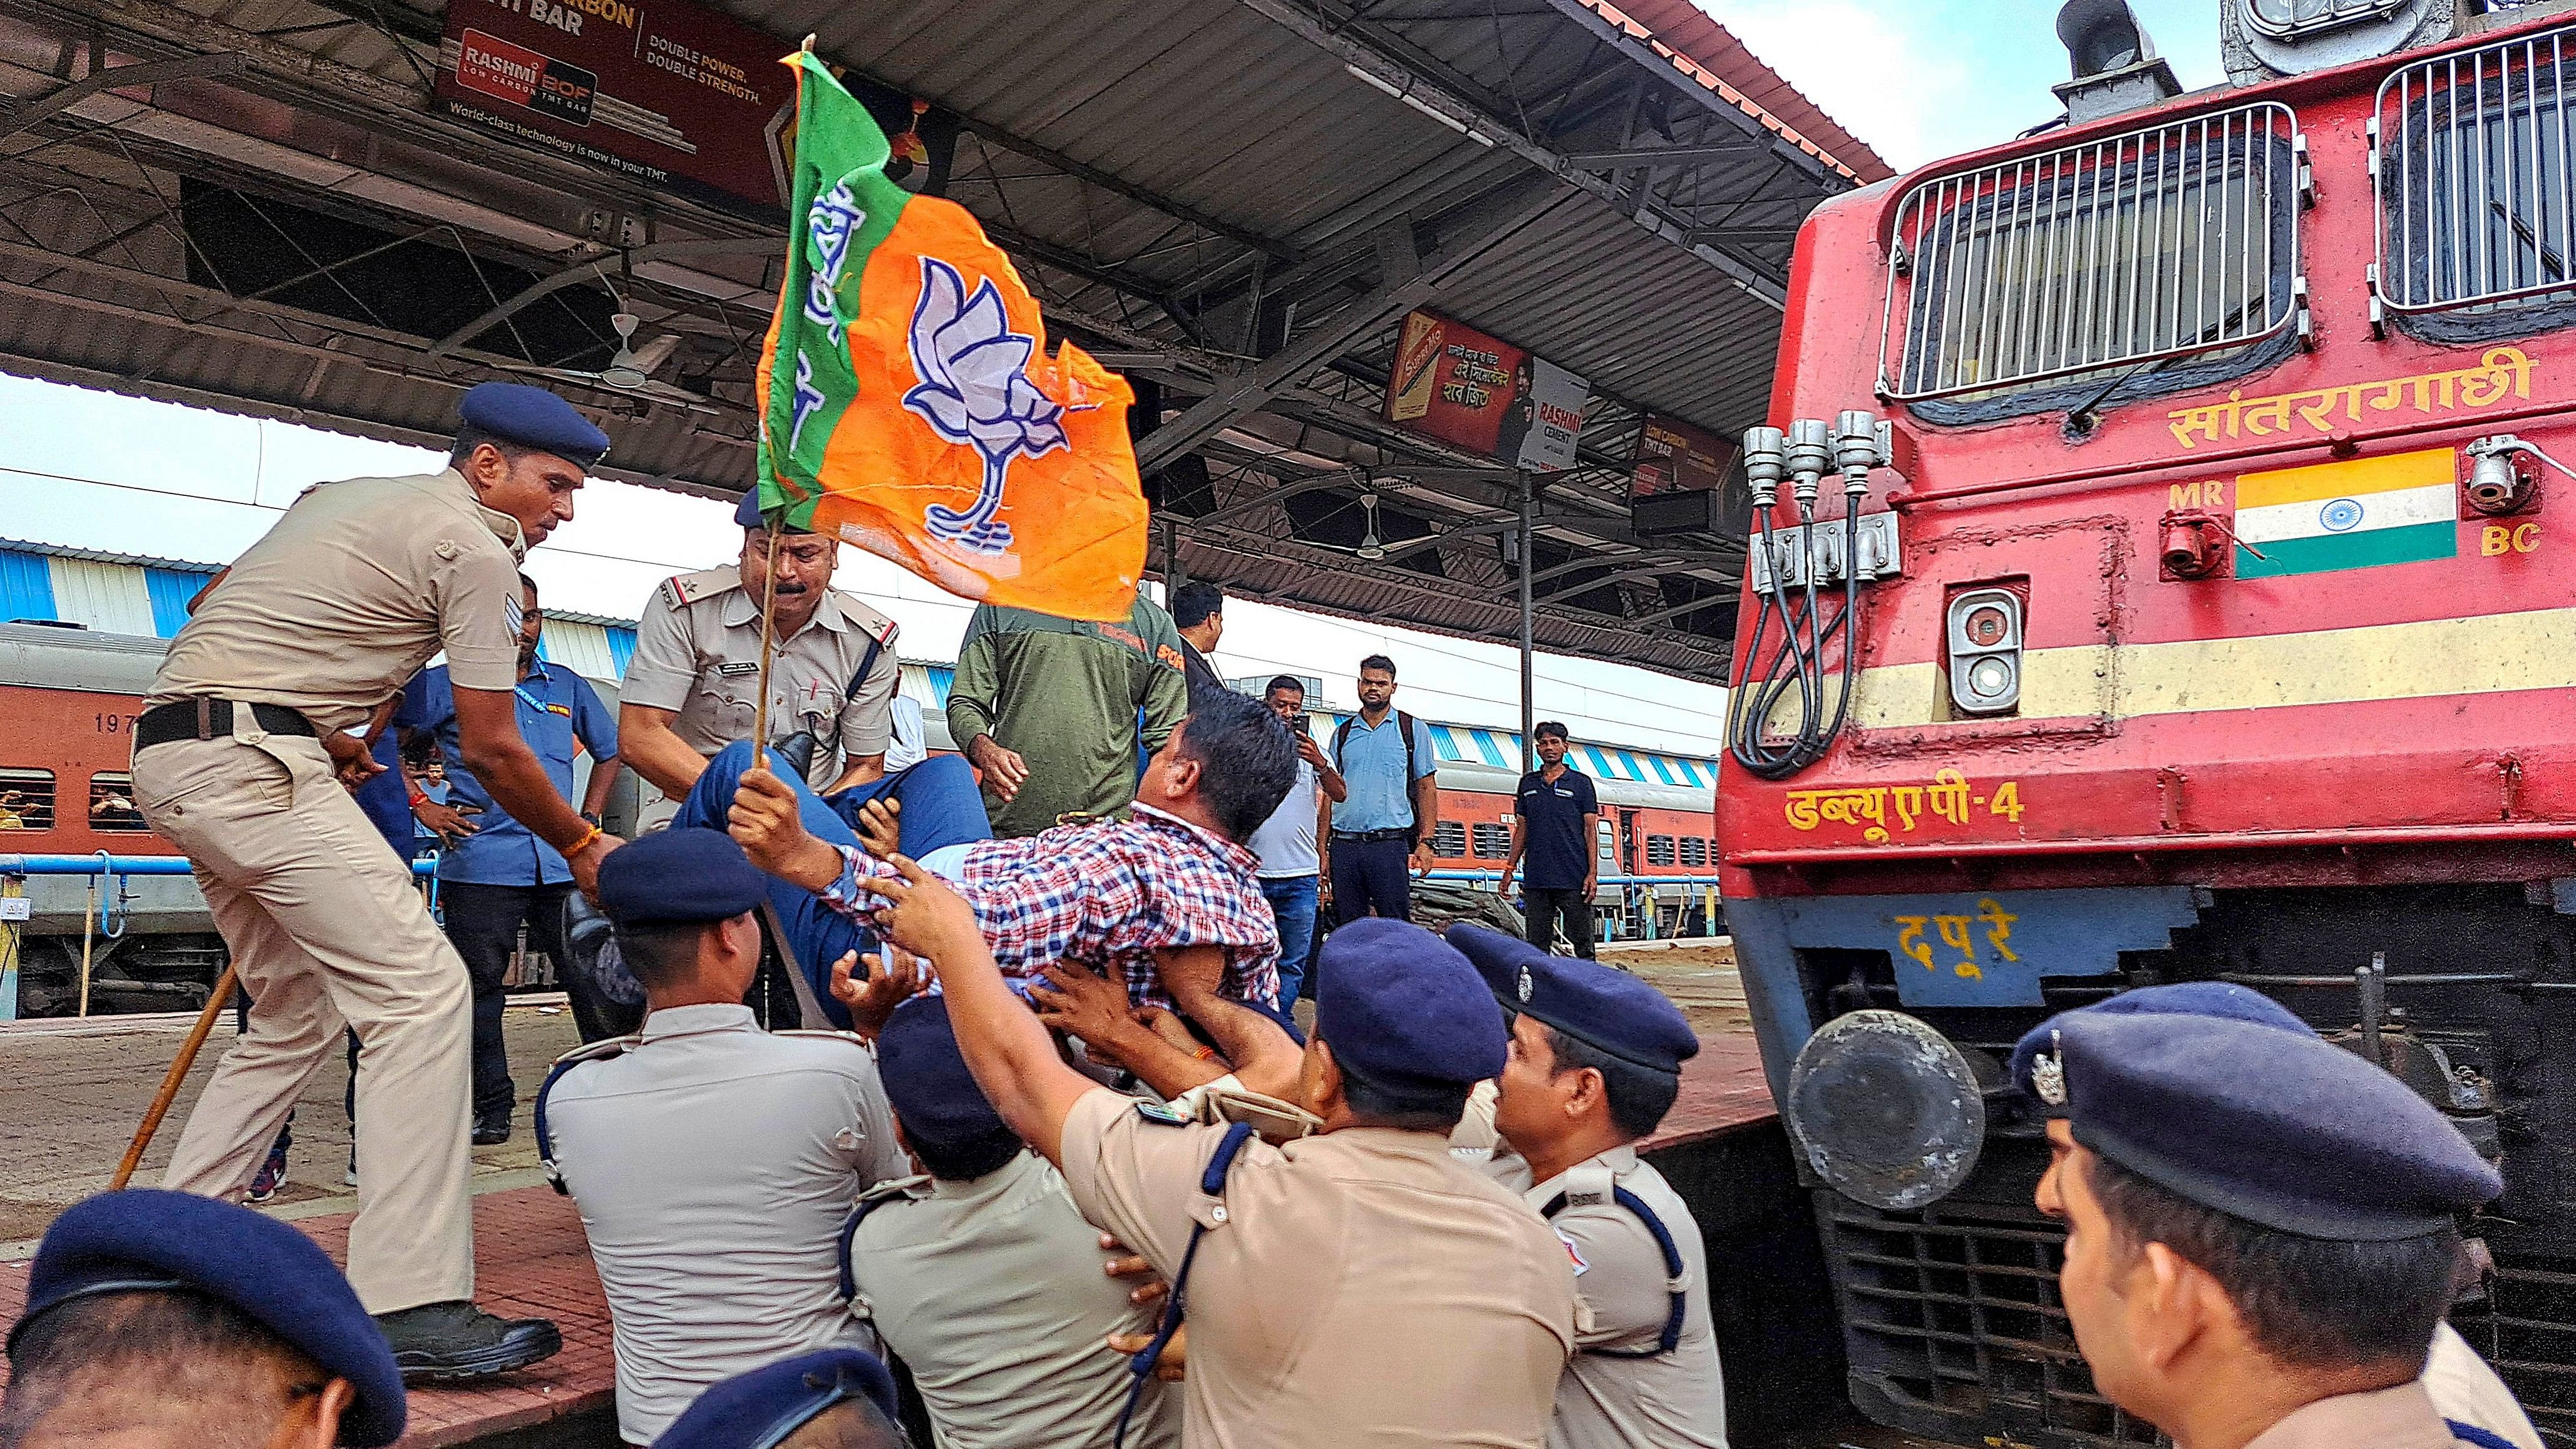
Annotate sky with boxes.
[1694,0,2229,171]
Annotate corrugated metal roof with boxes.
[0,0,1864,680]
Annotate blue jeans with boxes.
[675,743,992,1029]
[1259,874,1317,1036]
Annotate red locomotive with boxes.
[1721,3,2576,1443]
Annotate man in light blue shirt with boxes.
[404,575,623,1140]
[1326,654,1438,925]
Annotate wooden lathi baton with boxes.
[111,963,237,1190]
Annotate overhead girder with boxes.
[1225,0,1809,309]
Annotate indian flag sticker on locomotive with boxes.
[2231,448,2459,580]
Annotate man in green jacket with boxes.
[945,596,1191,838]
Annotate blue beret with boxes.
[11,1190,404,1446]
[658,1349,900,1449]
[2014,1013,2501,1239]
[2007,982,2314,1103]
[1314,919,1506,1095]
[456,382,609,468]
[877,996,1009,1153]
[1443,925,1698,1074]
[598,828,766,926]
[734,490,815,532]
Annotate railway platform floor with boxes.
[0,947,1830,1447]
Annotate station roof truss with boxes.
[0,0,1886,681]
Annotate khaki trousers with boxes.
[133,728,474,1313]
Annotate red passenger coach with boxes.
[1721,4,2576,1445]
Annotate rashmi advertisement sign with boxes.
[1384,310,1589,471]
[435,0,791,215]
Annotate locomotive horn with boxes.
[109,964,237,1190]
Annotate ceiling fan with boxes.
[524,299,708,406]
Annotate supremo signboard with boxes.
[1384,311,1588,472]
[436,0,789,215]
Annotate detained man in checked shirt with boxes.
[728,688,1301,1018]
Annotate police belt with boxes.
[134,699,319,751]
[1330,827,1413,843]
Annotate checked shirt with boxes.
[817,803,1281,1011]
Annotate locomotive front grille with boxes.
[2454,1259,2576,1438]
[1823,1202,2161,1446]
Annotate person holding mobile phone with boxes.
[1244,676,1343,1029]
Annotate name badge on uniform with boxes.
[716,661,761,678]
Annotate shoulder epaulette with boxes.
[661,567,741,610]
[775,1028,872,1048]
[830,590,902,647]
[857,1173,932,1204]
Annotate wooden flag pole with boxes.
[748,519,786,772]
[111,964,237,1190]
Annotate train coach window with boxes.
[1883,100,2302,420]
[1646,834,1678,867]
[1431,820,1468,857]
[1471,823,1512,859]
[0,768,55,830]
[88,773,147,832]
[1680,837,1709,867]
[2376,24,2576,338]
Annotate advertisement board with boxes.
[1384,310,1589,471]
[435,0,795,215]
[1629,415,1734,498]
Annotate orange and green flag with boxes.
[755,51,1145,622]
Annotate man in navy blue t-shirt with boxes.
[1501,722,1600,957]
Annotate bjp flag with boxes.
[755,50,1145,622]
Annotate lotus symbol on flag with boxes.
[902,256,1066,553]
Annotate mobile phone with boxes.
[1296,717,1311,736]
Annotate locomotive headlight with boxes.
[1947,587,2023,716]
[1967,657,2014,700]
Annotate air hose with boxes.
[1726,414,1886,781]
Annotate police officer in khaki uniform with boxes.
[133,383,617,1378]
[848,852,1576,1449]
[619,492,900,827]
[2011,992,2506,1449]
[840,995,1182,1449]
[1448,926,1728,1449]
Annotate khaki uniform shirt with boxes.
[545,1004,912,1444]
[148,469,524,730]
[1059,1088,1575,1449]
[846,1151,1182,1449]
[1486,1146,1729,1449]
[2243,1381,2460,1449]
[2423,1324,2542,1449]
[622,567,900,790]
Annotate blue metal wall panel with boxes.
[606,627,637,676]
[1428,724,1465,763]
[925,666,954,706]
[0,551,55,623]
[143,568,210,637]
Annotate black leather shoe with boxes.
[562,891,645,1029]
[471,1115,512,1147]
[373,1299,562,1382]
